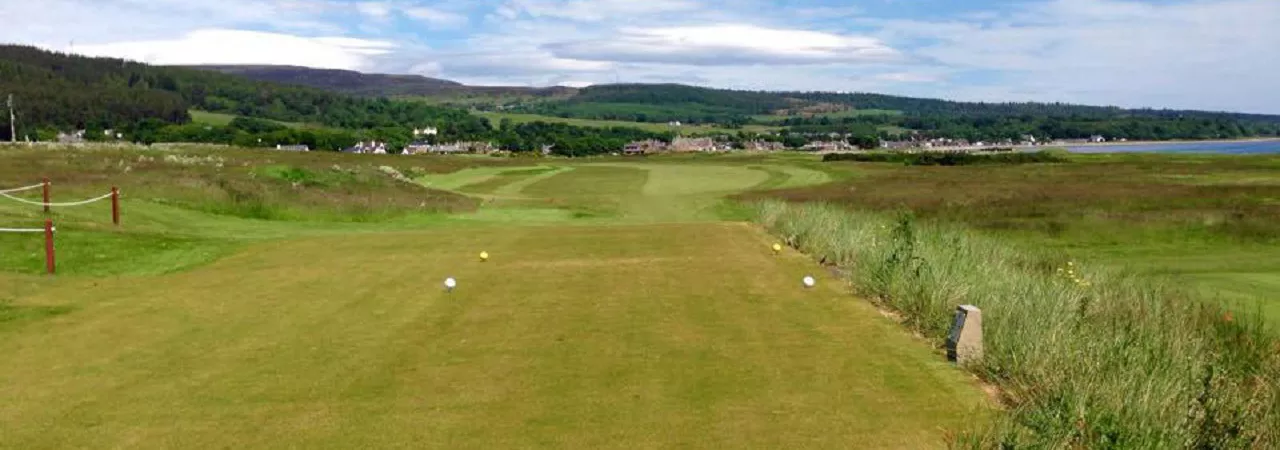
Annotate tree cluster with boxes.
[0,45,488,140]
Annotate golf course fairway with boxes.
[0,155,989,448]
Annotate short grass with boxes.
[0,145,984,447]
[751,109,903,123]
[417,156,833,224]
[476,111,781,135]
[0,223,988,448]
[189,110,309,129]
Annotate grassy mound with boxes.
[752,200,1280,447]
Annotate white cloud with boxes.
[355,2,392,19]
[873,0,1280,112]
[403,7,469,28]
[866,72,941,83]
[546,24,900,66]
[2,0,1278,113]
[499,0,701,22]
[74,29,395,70]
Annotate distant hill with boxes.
[183,65,578,100]
[0,45,489,140]
[179,65,1280,126]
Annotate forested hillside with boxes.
[518,85,1280,140]
[0,45,488,141]
[0,46,676,155]
[186,65,577,100]
[168,64,1280,141]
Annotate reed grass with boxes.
[753,200,1280,448]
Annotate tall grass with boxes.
[753,200,1280,448]
[821,149,1068,165]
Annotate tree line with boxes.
[0,45,489,141]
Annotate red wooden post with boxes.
[42,178,50,214]
[111,187,120,226]
[44,219,55,275]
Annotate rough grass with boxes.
[822,149,1069,165]
[752,201,1280,448]
[0,145,498,276]
[751,152,1280,320]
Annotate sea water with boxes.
[1065,140,1280,154]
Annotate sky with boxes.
[1,0,1277,114]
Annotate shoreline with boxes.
[1055,137,1280,148]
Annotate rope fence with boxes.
[0,183,46,194]
[0,227,52,233]
[0,219,57,274]
[0,179,121,225]
[0,190,115,207]
[0,179,123,274]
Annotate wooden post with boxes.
[44,219,55,275]
[111,187,119,226]
[42,178,50,214]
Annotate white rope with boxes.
[0,227,53,233]
[0,183,45,194]
[0,191,114,207]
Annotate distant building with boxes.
[413,127,439,137]
[343,140,388,154]
[623,139,668,156]
[1089,135,1107,143]
[744,140,784,152]
[671,137,714,152]
[57,130,86,144]
[801,140,855,152]
[403,141,494,155]
[274,144,310,152]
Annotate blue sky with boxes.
[2,0,1277,113]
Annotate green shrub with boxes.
[752,200,1280,448]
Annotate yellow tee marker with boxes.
[772,243,783,253]
[479,251,489,262]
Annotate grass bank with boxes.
[753,152,1280,320]
[752,200,1280,447]
[822,149,1068,165]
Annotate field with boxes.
[751,109,903,123]
[189,110,308,129]
[475,111,782,135]
[0,146,988,448]
[751,152,1280,321]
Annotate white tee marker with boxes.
[444,277,457,292]
[802,275,816,288]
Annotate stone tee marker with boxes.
[946,305,983,365]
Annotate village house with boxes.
[802,140,855,152]
[404,141,495,155]
[622,139,668,156]
[57,130,86,144]
[343,140,388,154]
[670,137,715,152]
[274,144,309,152]
[743,140,785,152]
